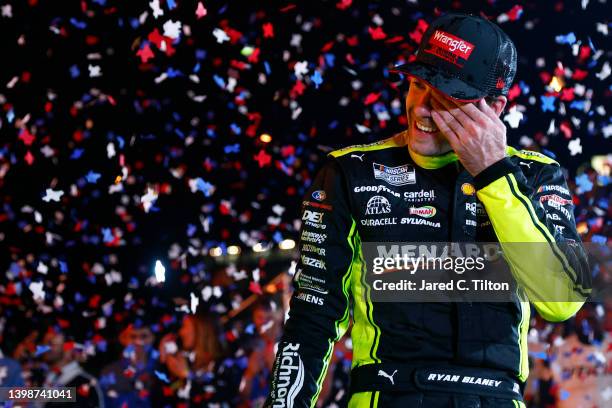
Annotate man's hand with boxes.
[430,94,507,176]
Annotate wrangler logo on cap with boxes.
[425,30,475,67]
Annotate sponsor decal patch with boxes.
[302,210,326,229]
[354,185,401,198]
[295,291,324,306]
[311,190,326,202]
[301,255,326,270]
[537,184,571,197]
[302,200,333,211]
[271,343,304,407]
[300,231,327,244]
[403,189,436,203]
[425,29,476,67]
[365,195,392,215]
[461,183,476,196]
[539,194,572,205]
[409,205,436,218]
[373,162,416,186]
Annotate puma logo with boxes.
[377,369,398,385]
[351,154,365,161]
[519,161,532,168]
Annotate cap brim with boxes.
[391,62,486,102]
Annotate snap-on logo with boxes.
[425,30,476,67]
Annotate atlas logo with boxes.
[409,206,436,218]
[271,343,304,408]
[311,190,326,202]
[365,196,392,215]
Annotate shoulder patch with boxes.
[506,146,559,165]
[329,134,406,158]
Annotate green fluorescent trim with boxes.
[310,220,357,407]
[506,146,559,165]
[328,134,406,158]
[518,297,530,381]
[357,233,381,363]
[506,174,578,284]
[408,148,458,169]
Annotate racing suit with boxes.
[265,132,590,408]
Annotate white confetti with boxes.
[42,188,64,202]
[212,28,230,44]
[37,262,49,275]
[88,64,102,78]
[141,188,158,213]
[568,138,582,156]
[190,292,199,314]
[163,20,182,39]
[294,61,309,79]
[149,0,164,18]
[595,61,611,80]
[29,281,45,301]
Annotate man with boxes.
[265,13,591,408]
[40,328,105,408]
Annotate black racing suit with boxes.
[265,133,590,408]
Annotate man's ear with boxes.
[488,95,507,116]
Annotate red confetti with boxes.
[364,92,381,105]
[336,0,352,10]
[19,128,35,146]
[368,26,387,40]
[262,22,274,38]
[136,44,155,63]
[254,150,272,168]
[24,151,34,165]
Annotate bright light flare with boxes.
[154,260,166,283]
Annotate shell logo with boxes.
[461,183,476,196]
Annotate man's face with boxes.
[404,78,454,156]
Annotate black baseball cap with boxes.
[392,13,517,102]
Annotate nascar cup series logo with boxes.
[409,206,436,218]
[271,343,304,408]
[372,162,416,186]
[366,195,392,215]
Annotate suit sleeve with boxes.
[265,159,357,408]
[474,157,591,322]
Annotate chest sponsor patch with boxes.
[311,190,326,201]
[366,195,392,215]
[403,189,436,203]
[409,206,436,218]
[373,162,416,186]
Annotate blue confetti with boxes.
[70,148,84,159]
[35,345,51,357]
[540,96,556,112]
[311,71,323,88]
[213,75,226,89]
[85,171,101,184]
[555,32,576,45]
[102,227,114,243]
[154,370,170,384]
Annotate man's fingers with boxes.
[431,110,460,147]
[431,95,475,129]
